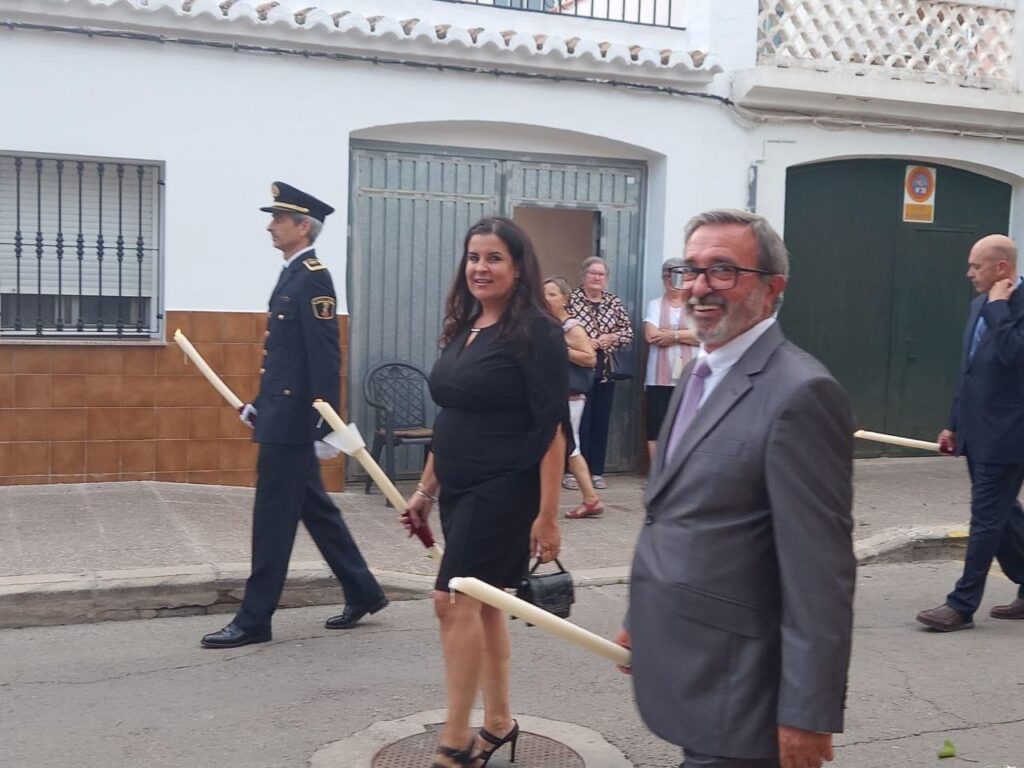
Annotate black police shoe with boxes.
[200,622,272,649]
[324,595,389,630]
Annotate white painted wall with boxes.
[2,3,1022,318]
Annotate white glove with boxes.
[314,439,342,461]
[239,403,257,429]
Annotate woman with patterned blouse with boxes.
[566,256,635,489]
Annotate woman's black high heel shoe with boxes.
[475,720,520,765]
[431,743,475,768]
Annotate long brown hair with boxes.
[441,216,546,351]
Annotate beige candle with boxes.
[448,576,631,668]
[173,329,244,410]
[312,399,444,562]
[853,430,940,453]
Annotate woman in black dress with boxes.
[403,217,568,768]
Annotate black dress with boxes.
[429,309,569,592]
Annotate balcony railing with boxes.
[758,0,1015,86]
[433,0,686,29]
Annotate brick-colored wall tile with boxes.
[52,442,86,475]
[190,313,223,342]
[123,347,157,374]
[0,348,12,374]
[86,348,124,375]
[121,440,156,473]
[50,348,89,374]
[15,375,51,408]
[188,407,222,439]
[156,345,191,376]
[122,376,156,407]
[51,375,87,408]
[219,469,256,487]
[85,375,123,408]
[0,377,11,408]
[122,408,156,440]
[222,344,255,375]
[12,442,49,475]
[88,408,121,441]
[0,443,11,475]
[156,440,188,472]
[14,409,51,442]
[155,377,192,408]
[86,441,119,475]
[154,471,189,483]
[13,348,51,374]
[156,408,190,439]
[0,409,11,438]
[187,440,220,471]
[220,438,257,470]
[53,408,88,441]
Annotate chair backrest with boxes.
[363,360,431,431]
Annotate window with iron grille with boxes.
[0,152,163,339]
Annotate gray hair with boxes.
[683,209,789,279]
[290,213,323,244]
[580,256,609,276]
[543,275,572,298]
[661,256,686,275]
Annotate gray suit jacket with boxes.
[629,322,855,759]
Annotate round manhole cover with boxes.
[372,723,585,768]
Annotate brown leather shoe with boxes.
[916,604,974,632]
[990,597,1024,619]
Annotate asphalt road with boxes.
[2,560,1022,768]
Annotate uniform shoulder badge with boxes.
[303,258,326,272]
[312,296,336,320]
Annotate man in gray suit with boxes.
[616,210,856,768]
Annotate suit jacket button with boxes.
[283,389,291,395]
[277,313,285,320]
[262,350,268,356]
[258,368,266,375]
[265,331,270,337]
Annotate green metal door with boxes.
[782,160,1010,456]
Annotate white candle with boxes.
[312,399,444,562]
[173,329,244,410]
[853,430,940,453]
[449,576,631,668]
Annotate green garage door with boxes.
[782,160,1011,456]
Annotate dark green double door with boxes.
[782,160,1011,455]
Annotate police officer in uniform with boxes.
[201,182,388,649]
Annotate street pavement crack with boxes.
[838,715,1024,747]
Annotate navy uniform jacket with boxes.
[254,249,340,445]
[949,285,1024,464]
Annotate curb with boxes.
[0,526,968,629]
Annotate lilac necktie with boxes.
[665,359,712,459]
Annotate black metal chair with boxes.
[362,360,434,502]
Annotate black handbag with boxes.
[568,363,594,396]
[606,345,635,381]
[516,558,574,623]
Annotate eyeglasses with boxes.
[584,270,608,278]
[668,264,774,290]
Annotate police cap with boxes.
[260,181,335,222]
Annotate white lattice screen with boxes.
[758,0,1015,85]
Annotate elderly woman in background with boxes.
[543,276,603,519]
[567,256,634,491]
[643,256,698,461]
[403,217,567,768]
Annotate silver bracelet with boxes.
[415,484,438,503]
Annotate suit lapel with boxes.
[647,324,785,505]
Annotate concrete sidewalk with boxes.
[0,457,975,628]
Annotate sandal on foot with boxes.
[566,499,603,519]
[561,474,578,490]
[431,743,475,768]
[475,720,519,766]
[591,475,607,489]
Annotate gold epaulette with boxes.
[303,258,326,272]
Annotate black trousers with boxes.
[235,443,382,632]
[946,457,1024,618]
[579,379,616,476]
[681,749,779,768]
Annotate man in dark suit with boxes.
[917,234,1024,632]
[616,210,856,768]
[201,182,387,649]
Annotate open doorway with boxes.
[513,206,600,282]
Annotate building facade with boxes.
[1,0,1023,487]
